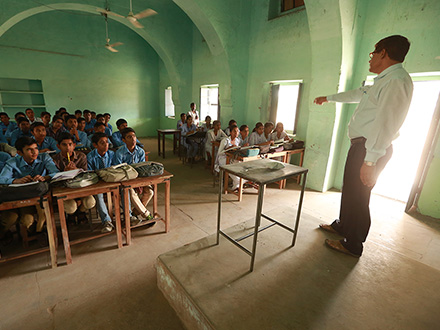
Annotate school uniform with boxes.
[105,126,112,137]
[10,129,32,146]
[0,151,11,168]
[177,120,184,130]
[106,123,113,133]
[88,134,113,149]
[0,153,59,236]
[0,129,7,144]
[187,110,200,127]
[111,131,142,148]
[34,136,60,152]
[270,131,289,141]
[1,121,18,138]
[215,137,242,190]
[181,123,199,158]
[72,130,90,149]
[248,131,267,145]
[84,119,97,134]
[204,128,227,160]
[46,126,67,142]
[238,134,250,146]
[87,149,115,224]
[28,117,43,124]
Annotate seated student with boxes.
[104,113,113,134]
[87,132,116,233]
[263,121,275,142]
[77,117,86,132]
[83,110,96,135]
[204,120,227,161]
[0,136,59,245]
[270,122,290,141]
[53,132,95,224]
[31,122,59,153]
[176,113,186,130]
[238,124,250,146]
[0,151,11,168]
[224,119,237,136]
[74,109,82,119]
[249,122,274,146]
[252,122,262,133]
[61,112,70,128]
[215,125,242,190]
[40,111,51,128]
[10,117,32,146]
[0,112,18,138]
[91,111,97,121]
[111,119,142,148]
[46,115,67,142]
[88,122,113,149]
[58,107,67,115]
[66,115,90,149]
[201,116,212,132]
[96,114,112,137]
[0,128,6,144]
[25,108,43,124]
[181,115,199,161]
[114,127,154,224]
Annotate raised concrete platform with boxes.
[157,207,440,329]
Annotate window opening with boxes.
[200,84,219,121]
[165,86,175,118]
[270,81,302,134]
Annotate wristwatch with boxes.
[364,161,376,167]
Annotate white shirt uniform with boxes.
[204,128,227,160]
[249,131,267,145]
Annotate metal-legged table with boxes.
[216,159,308,271]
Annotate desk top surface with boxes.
[52,180,121,197]
[120,170,174,187]
[157,129,181,133]
[220,159,307,184]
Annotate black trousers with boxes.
[331,138,392,256]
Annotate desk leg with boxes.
[297,150,305,184]
[57,199,72,265]
[107,192,113,220]
[162,133,166,159]
[216,169,224,245]
[123,188,131,246]
[43,198,57,268]
[165,180,170,233]
[250,184,265,272]
[153,183,158,216]
[112,189,123,249]
[223,170,229,195]
[238,177,243,202]
[157,131,161,156]
[211,144,215,173]
[292,172,307,247]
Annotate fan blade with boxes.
[97,8,124,18]
[133,8,157,20]
[128,17,144,28]
[109,42,123,48]
[105,45,119,53]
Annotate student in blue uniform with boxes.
[176,113,186,130]
[0,151,11,168]
[111,119,143,148]
[65,115,90,149]
[10,117,33,146]
[114,127,154,225]
[83,109,96,135]
[104,113,113,134]
[31,122,59,153]
[0,128,7,144]
[46,115,67,142]
[87,132,116,233]
[88,122,113,149]
[181,115,199,160]
[96,114,112,137]
[0,136,59,244]
[0,112,18,138]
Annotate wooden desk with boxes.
[120,171,173,245]
[52,181,123,265]
[0,195,57,268]
[157,129,181,159]
[223,148,305,201]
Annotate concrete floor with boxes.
[1,137,440,329]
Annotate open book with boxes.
[51,169,84,183]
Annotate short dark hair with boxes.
[58,107,67,112]
[375,35,410,62]
[94,122,105,129]
[91,132,107,145]
[116,118,127,128]
[180,113,186,119]
[15,136,36,152]
[186,115,192,121]
[17,117,29,125]
[96,114,104,120]
[239,124,248,131]
[83,109,91,115]
[14,112,26,120]
[75,109,82,115]
[228,119,236,126]
[264,121,274,129]
[77,117,85,123]
[121,127,136,139]
[57,132,75,144]
[41,111,51,117]
[66,115,77,122]
[30,122,45,131]
[230,124,238,131]
[25,108,33,113]
[52,115,63,123]
[0,112,9,117]
[91,111,96,115]
[104,113,111,117]
[190,102,195,107]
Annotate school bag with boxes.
[0,181,50,204]
[131,161,164,177]
[65,172,99,188]
[283,140,305,150]
[97,163,138,182]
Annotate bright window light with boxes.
[165,86,174,117]
[275,84,301,133]
[200,85,219,121]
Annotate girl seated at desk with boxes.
[270,122,291,142]
[249,122,274,146]
[204,120,227,162]
[215,125,242,191]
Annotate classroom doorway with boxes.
[373,78,440,202]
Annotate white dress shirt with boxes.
[327,63,413,163]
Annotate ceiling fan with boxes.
[97,0,157,28]
[103,14,123,52]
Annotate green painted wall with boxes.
[0,10,160,137]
